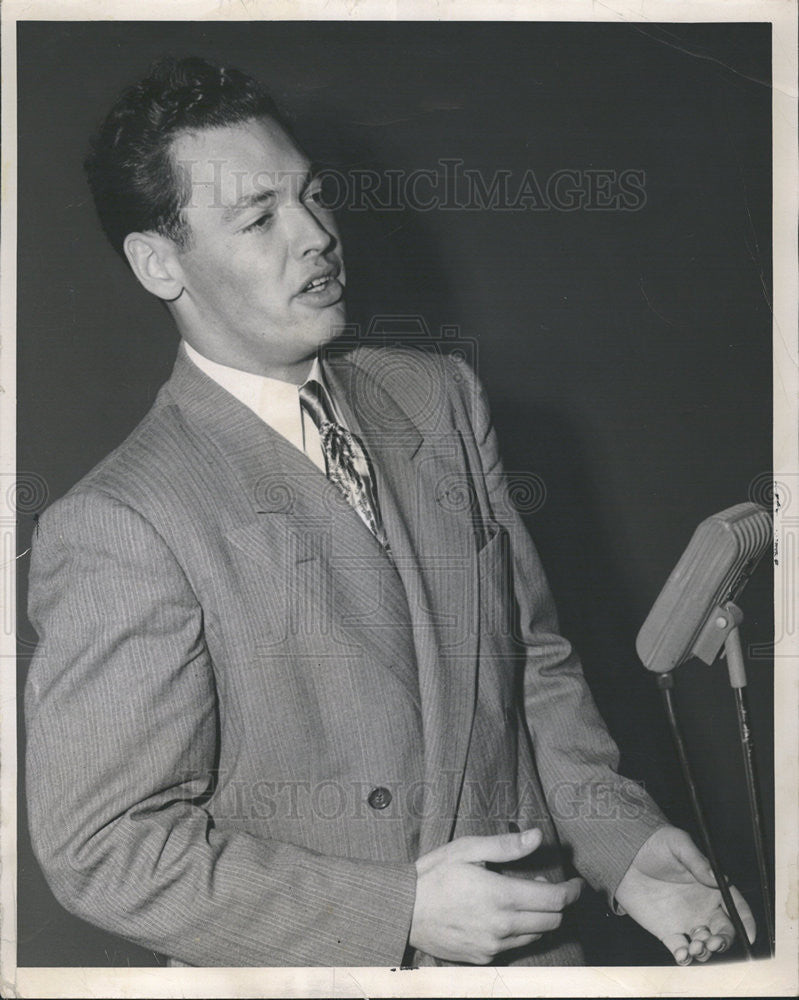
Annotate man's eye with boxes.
[243,214,273,233]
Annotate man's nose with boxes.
[288,202,334,256]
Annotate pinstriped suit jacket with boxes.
[25,342,666,967]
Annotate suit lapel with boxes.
[327,352,480,851]
[163,347,354,525]
[161,347,420,701]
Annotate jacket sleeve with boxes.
[25,488,416,967]
[454,362,668,903]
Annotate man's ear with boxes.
[123,231,184,301]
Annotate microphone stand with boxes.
[724,620,775,955]
[657,671,755,961]
[656,599,775,959]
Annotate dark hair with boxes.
[84,56,287,258]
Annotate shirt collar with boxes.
[182,340,329,452]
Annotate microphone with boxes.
[636,502,771,675]
[635,500,774,958]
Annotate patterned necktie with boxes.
[299,378,391,554]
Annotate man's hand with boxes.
[615,825,756,965]
[408,828,583,964]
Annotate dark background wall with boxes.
[16,20,773,967]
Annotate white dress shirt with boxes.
[183,340,343,473]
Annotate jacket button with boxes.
[367,786,392,810]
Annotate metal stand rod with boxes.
[657,672,754,960]
[725,627,775,956]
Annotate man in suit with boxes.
[25,56,754,968]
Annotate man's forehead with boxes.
[170,119,311,210]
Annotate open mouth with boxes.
[296,265,344,306]
[301,274,335,294]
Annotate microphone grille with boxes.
[636,502,772,673]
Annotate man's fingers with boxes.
[705,933,729,953]
[711,886,756,946]
[706,907,734,952]
[499,932,544,951]
[448,829,543,865]
[501,874,584,913]
[687,925,710,960]
[661,932,692,966]
[502,910,564,937]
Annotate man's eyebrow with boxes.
[222,189,277,224]
[222,165,320,224]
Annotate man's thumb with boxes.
[671,829,718,887]
[452,828,543,864]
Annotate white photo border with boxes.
[1,1,796,997]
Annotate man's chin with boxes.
[312,302,348,347]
